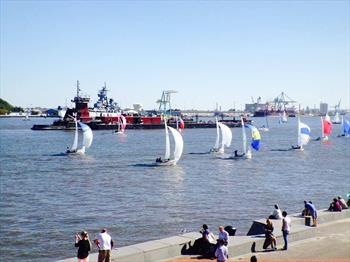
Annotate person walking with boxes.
[281,211,291,250]
[75,231,91,262]
[94,228,114,262]
[214,239,228,262]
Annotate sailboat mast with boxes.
[241,117,247,154]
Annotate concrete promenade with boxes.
[166,217,350,262]
[57,209,350,262]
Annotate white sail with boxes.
[214,117,220,149]
[282,111,288,123]
[298,119,311,148]
[70,118,79,151]
[79,122,93,149]
[218,123,232,152]
[332,112,340,124]
[164,120,170,160]
[241,117,247,154]
[168,126,184,162]
[121,115,127,129]
[321,116,324,138]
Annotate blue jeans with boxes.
[282,230,289,250]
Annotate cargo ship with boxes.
[251,92,297,117]
[32,82,249,130]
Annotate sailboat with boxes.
[282,111,288,123]
[23,109,30,121]
[115,114,127,134]
[258,112,269,132]
[156,120,184,166]
[321,115,332,141]
[332,111,341,124]
[66,119,93,155]
[231,118,261,159]
[338,116,350,137]
[291,119,311,151]
[176,116,185,132]
[210,118,232,154]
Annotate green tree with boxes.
[0,98,14,115]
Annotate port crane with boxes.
[157,90,178,116]
[270,92,296,111]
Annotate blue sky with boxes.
[1,0,349,110]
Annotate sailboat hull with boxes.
[155,160,177,166]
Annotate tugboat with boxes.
[32,82,249,130]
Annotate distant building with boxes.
[320,103,328,116]
[46,109,58,117]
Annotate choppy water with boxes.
[0,116,349,261]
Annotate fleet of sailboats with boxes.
[62,113,348,162]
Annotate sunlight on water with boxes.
[0,117,349,261]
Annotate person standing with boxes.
[281,211,291,250]
[264,219,277,250]
[214,239,228,262]
[94,228,114,262]
[75,231,91,262]
[218,226,229,245]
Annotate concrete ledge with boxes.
[57,209,350,262]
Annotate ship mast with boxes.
[76,80,81,98]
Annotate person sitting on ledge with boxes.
[328,198,342,212]
[187,224,215,257]
[269,204,283,219]
[338,196,348,209]
[304,201,317,227]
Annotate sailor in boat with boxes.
[66,146,77,154]
[234,150,245,157]
[156,157,170,163]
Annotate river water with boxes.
[0,116,349,261]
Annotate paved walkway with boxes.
[166,218,350,262]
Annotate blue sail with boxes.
[246,124,261,151]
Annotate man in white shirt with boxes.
[281,211,291,250]
[218,226,229,245]
[94,228,114,262]
[215,239,228,262]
